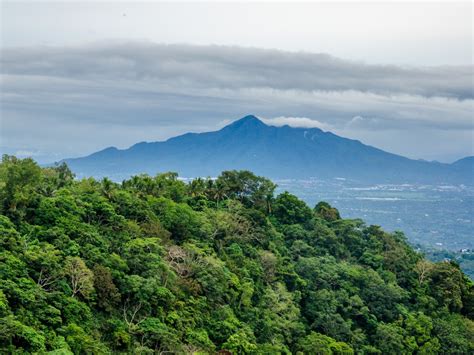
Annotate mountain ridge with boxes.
[62,115,473,184]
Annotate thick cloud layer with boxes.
[1,42,473,162]
[3,42,473,98]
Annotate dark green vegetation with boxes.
[1,156,473,354]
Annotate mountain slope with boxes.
[63,115,472,184]
[452,156,474,176]
[0,158,473,353]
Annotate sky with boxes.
[0,1,473,163]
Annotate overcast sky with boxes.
[1,1,473,163]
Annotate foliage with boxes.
[0,156,473,354]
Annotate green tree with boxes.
[315,201,341,222]
[273,192,313,225]
[92,264,121,311]
[0,155,42,220]
[296,331,353,354]
[64,257,94,298]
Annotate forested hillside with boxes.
[0,156,473,354]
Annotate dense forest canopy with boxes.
[0,155,473,354]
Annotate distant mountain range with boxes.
[62,115,473,184]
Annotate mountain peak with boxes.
[63,114,473,185]
[224,115,267,130]
[240,114,262,122]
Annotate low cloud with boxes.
[260,116,334,131]
[345,115,381,129]
[1,42,473,162]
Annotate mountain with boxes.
[451,156,474,176]
[63,115,473,184]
